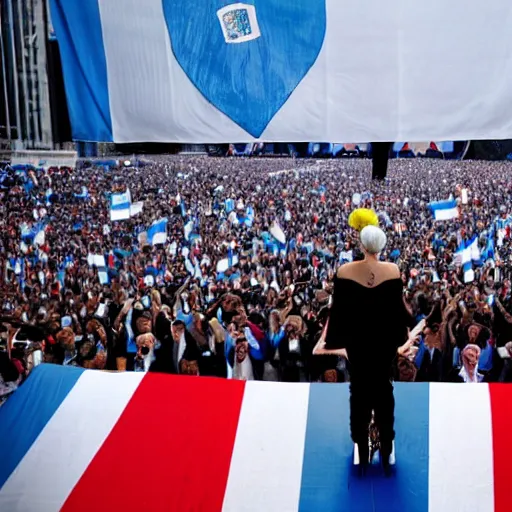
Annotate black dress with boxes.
[324,277,411,462]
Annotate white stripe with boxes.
[434,207,459,221]
[110,208,131,221]
[151,232,167,245]
[222,382,310,512]
[429,384,494,512]
[0,371,144,512]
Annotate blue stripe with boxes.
[111,202,131,211]
[299,383,375,511]
[0,365,84,488]
[299,383,429,512]
[371,383,429,512]
[429,200,457,211]
[49,0,113,142]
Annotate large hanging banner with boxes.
[50,0,512,143]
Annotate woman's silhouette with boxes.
[314,215,416,474]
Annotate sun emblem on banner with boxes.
[217,4,261,43]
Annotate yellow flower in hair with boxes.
[348,208,379,232]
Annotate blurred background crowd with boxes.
[2,155,512,403]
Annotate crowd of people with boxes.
[2,154,512,402]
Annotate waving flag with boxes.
[129,201,144,217]
[469,236,481,266]
[1,366,512,512]
[74,186,89,200]
[225,198,235,214]
[482,235,496,264]
[245,205,255,227]
[217,254,239,273]
[110,189,132,221]
[147,218,168,245]
[429,199,459,221]
[183,220,194,241]
[270,222,286,245]
[454,237,480,283]
[21,222,46,246]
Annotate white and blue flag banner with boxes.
[110,189,132,221]
[454,236,481,283]
[270,222,286,245]
[429,199,459,221]
[74,186,89,200]
[87,254,107,268]
[49,0,512,143]
[129,201,144,217]
[216,254,239,274]
[147,218,168,245]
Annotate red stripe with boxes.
[489,384,512,512]
[62,374,245,512]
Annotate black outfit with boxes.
[149,312,176,374]
[371,142,393,180]
[324,277,411,466]
[415,348,443,382]
[183,329,226,378]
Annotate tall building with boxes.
[0,0,56,153]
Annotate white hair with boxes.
[360,225,387,255]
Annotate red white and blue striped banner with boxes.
[1,365,512,512]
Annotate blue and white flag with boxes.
[469,237,481,266]
[86,253,109,284]
[245,205,255,227]
[482,235,495,264]
[21,222,46,246]
[270,222,286,245]
[74,186,89,200]
[110,189,132,221]
[147,218,168,245]
[217,254,239,274]
[339,250,353,263]
[45,188,53,206]
[33,226,46,247]
[455,237,480,283]
[97,267,110,285]
[64,255,74,268]
[49,0,512,143]
[496,215,512,231]
[225,199,235,214]
[129,201,144,217]
[429,199,459,221]
[87,254,107,268]
[184,220,194,241]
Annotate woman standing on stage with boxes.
[314,209,416,474]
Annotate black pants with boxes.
[371,142,393,180]
[350,380,395,459]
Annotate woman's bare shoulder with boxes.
[381,262,401,278]
[336,262,359,279]
[337,261,400,280]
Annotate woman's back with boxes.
[324,262,411,380]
